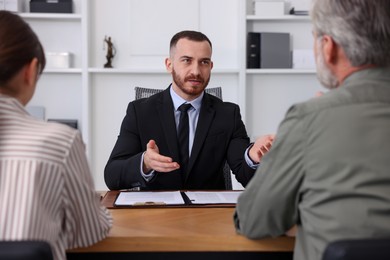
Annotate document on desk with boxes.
[115,191,185,206]
[184,191,243,204]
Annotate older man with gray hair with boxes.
[234,0,390,260]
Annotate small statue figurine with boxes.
[103,36,116,68]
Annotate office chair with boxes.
[0,241,53,260]
[134,86,223,100]
[322,237,390,260]
[134,86,232,190]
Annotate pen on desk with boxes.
[133,201,166,206]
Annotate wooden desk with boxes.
[68,191,294,260]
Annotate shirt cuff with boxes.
[244,143,260,169]
[140,152,155,182]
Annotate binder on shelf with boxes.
[247,32,261,68]
[247,32,292,69]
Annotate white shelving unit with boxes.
[246,69,316,74]
[246,15,310,21]
[22,0,89,155]
[20,13,81,19]
[241,0,321,140]
[21,0,321,190]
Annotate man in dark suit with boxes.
[104,30,273,190]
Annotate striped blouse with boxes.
[0,95,112,260]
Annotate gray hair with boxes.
[310,0,390,67]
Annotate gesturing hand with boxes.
[143,140,180,173]
[248,134,275,164]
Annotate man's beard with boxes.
[172,68,211,97]
[315,42,339,89]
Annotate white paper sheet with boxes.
[115,191,185,206]
[184,191,243,204]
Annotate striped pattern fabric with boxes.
[0,95,112,260]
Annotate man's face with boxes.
[166,38,213,100]
[314,36,339,89]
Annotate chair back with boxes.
[322,238,390,260]
[134,86,232,190]
[134,86,223,100]
[0,241,53,260]
[134,87,162,99]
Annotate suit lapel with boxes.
[185,94,215,182]
[156,88,180,163]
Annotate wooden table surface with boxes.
[71,205,294,253]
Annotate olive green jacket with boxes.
[235,67,390,260]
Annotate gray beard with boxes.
[315,44,339,89]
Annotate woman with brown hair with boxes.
[0,10,112,260]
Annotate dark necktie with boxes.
[177,103,192,173]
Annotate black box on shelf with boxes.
[30,0,73,14]
[247,32,292,69]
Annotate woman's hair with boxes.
[0,10,46,86]
[310,0,390,67]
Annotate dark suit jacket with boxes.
[104,87,255,190]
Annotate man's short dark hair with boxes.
[170,30,212,51]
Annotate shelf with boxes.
[88,68,240,74]
[19,13,82,20]
[43,68,82,74]
[89,68,167,74]
[246,69,316,74]
[246,15,310,21]
[213,69,240,74]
